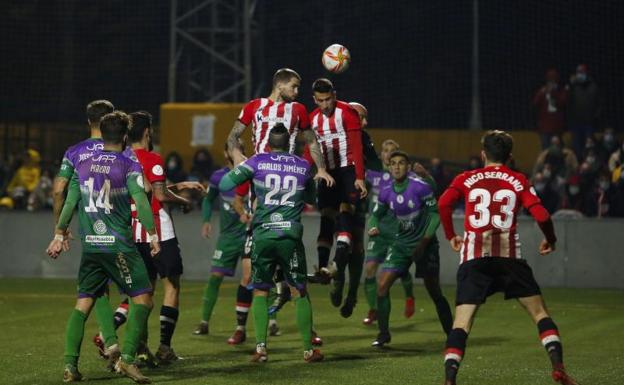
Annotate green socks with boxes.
[94,295,118,348]
[201,275,224,322]
[364,277,377,310]
[64,309,88,366]
[401,273,414,299]
[377,295,391,334]
[295,296,314,351]
[121,303,151,363]
[252,296,269,346]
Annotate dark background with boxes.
[1,0,622,130]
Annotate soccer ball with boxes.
[322,44,351,74]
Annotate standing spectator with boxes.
[533,136,578,180]
[6,149,41,209]
[532,68,567,149]
[601,127,619,156]
[567,64,601,159]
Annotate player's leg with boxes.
[444,304,479,385]
[157,274,180,363]
[113,297,130,329]
[228,254,252,345]
[372,269,399,347]
[362,231,392,324]
[194,272,224,335]
[417,240,452,335]
[400,271,415,318]
[342,215,364,318]
[92,288,118,358]
[316,213,335,271]
[249,237,274,362]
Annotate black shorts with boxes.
[414,239,441,279]
[137,238,183,281]
[455,257,541,306]
[317,166,359,210]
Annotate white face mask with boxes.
[543,169,552,178]
[599,181,610,191]
[569,186,580,195]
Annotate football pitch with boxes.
[1,278,621,385]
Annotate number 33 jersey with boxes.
[71,149,144,254]
[446,165,541,262]
[236,152,312,240]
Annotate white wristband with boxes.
[54,234,64,242]
[149,234,159,243]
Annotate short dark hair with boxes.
[482,130,513,163]
[272,68,301,87]
[86,100,115,125]
[389,150,410,163]
[268,123,290,151]
[312,78,334,93]
[128,111,152,143]
[100,111,130,145]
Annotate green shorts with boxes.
[211,235,246,276]
[381,239,440,278]
[250,237,307,291]
[78,251,152,299]
[365,233,394,264]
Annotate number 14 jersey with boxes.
[445,165,541,263]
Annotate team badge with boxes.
[382,173,390,181]
[152,165,164,176]
[397,194,404,204]
[93,219,107,235]
[270,213,284,222]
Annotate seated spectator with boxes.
[189,148,214,184]
[27,168,53,211]
[533,135,578,180]
[608,139,623,174]
[577,160,600,216]
[165,152,187,184]
[582,134,609,165]
[532,171,561,214]
[6,149,41,209]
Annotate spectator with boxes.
[601,127,619,155]
[567,64,601,159]
[607,134,623,173]
[533,135,578,180]
[427,157,450,196]
[164,152,187,184]
[532,68,567,149]
[189,148,214,184]
[532,171,560,214]
[467,155,482,171]
[608,170,624,217]
[577,160,600,216]
[561,174,582,212]
[582,135,609,165]
[5,149,41,209]
[27,168,53,211]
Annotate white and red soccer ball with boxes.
[322,44,351,74]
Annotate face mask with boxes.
[168,160,177,169]
[576,73,587,82]
[569,186,580,195]
[542,169,552,178]
[586,156,596,165]
[604,134,614,144]
[535,183,546,192]
[599,181,610,190]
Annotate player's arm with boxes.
[301,129,335,187]
[219,164,254,191]
[520,180,557,255]
[128,172,160,256]
[367,200,389,236]
[199,185,219,239]
[413,193,440,258]
[47,174,80,258]
[438,178,464,251]
[226,120,248,165]
[152,181,191,207]
[52,156,74,224]
[168,181,206,193]
[362,131,383,172]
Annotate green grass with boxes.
[0,278,621,385]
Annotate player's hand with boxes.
[201,222,212,239]
[62,230,74,252]
[239,213,252,224]
[411,162,430,179]
[150,238,161,257]
[354,179,368,199]
[46,235,64,259]
[449,235,463,252]
[368,227,380,236]
[538,239,555,255]
[314,168,335,187]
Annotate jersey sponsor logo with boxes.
[85,235,115,244]
[269,154,296,163]
[79,152,96,162]
[261,221,292,230]
[92,154,117,163]
[93,219,108,235]
[152,165,164,176]
[86,143,104,151]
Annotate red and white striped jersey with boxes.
[238,98,310,154]
[130,148,176,243]
[438,165,542,264]
[309,100,365,179]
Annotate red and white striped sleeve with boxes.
[438,174,465,240]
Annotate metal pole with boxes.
[469,0,482,130]
[243,0,252,101]
[168,0,178,102]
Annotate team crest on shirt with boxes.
[270,213,284,222]
[382,173,390,181]
[397,194,404,204]
[152,165,164,176]
[93,219,107,235]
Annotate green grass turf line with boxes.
[0,278,621,385]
